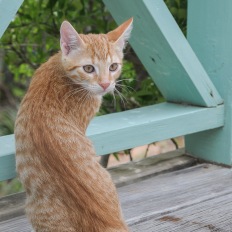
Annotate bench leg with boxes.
[185,0,232,165]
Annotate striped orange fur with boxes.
[15,18,133,232]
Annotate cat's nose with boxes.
[99,82,110,90]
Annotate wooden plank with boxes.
[0,0,24,38]
[0,216,31,232]
[0,192,26,223]
[0,102,224,181]
[109,149,196,187]
[119,164,232,223]
[1,162,232,231]
[131,192,232,231]
[0,151,196,222]
[103,0,223,107]
[185,0,232,165]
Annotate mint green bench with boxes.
[0,0,231,184]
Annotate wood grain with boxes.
[120,164,232,223]
[131,192,232,231]
[0,192,26,223]
[109,148,196,187]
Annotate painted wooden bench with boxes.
[1,0,232,230]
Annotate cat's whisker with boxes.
[117,93,126,109]
[56,81,84,96]
[86,93,91,103]
[58,84,80,94]
[114,87,127,109]
[112,91,116,109]
[116,79,130,83]
[65,85,85,93]
[116,83,134,90]
[115,87,128,101]
[116,86,130,96]
[85,92,92,105]
[117,91,128,105]
[78,90,88,103]
[77,91,90,112]
[116,84,135,94]
[64,87,85,99]
[64,87,86,102]
[81,91,89,103]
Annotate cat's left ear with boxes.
[60,21,85,56]
[107,18,133,50]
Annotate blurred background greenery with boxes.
[0,0,187,196]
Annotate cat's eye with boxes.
[83,65,95,73]
[109,63,118,72]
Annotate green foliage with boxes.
[0,107,16,136]
[0,178,23,197]
[165,0,187,35]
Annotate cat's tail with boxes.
[31,121,128,231]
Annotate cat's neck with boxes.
[29,53,102,133]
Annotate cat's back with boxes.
[15,53,64,134]
[14,53,65,192]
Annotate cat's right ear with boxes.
[60,21,85,56]
[107,18,133,50]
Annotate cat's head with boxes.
[60,18,133,96]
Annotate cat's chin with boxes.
[87,88,114,97]
[90,90,113,98]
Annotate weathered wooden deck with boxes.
[1,149,232,232]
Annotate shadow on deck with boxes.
[1,149,232,231]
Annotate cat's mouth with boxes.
[83,82,115,96]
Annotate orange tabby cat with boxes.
[14,18,133,232]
